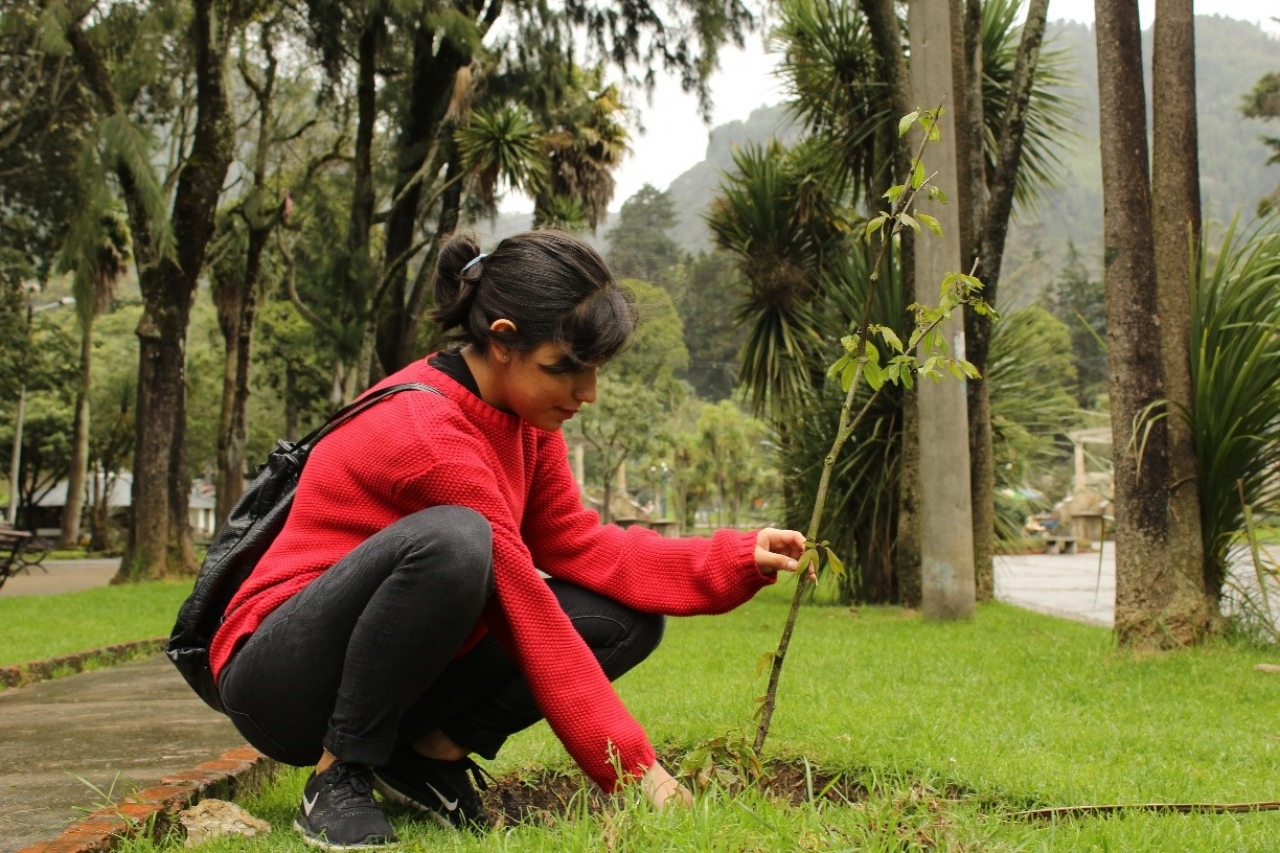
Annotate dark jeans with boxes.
[218,506,664,768]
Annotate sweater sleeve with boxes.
[402,450,656,791]
[522,431,776,615]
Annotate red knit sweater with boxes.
[210,360,774,790]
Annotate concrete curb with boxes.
[16,745,278,853]
[0,639,169,690]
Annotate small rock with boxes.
[1253,663,1280,674]
[179,799,271,847]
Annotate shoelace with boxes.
[461,757,494,793]
[327,763,376,809]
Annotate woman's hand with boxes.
[755,527,814,580]
[640,761,692,809]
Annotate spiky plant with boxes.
[1188,220,1280,608]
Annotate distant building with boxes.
[33,473,219,539]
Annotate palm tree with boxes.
[533,74,630,232]
[705,139,851,418]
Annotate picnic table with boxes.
[0,526,49,590]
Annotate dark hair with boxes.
[431,230,637,372]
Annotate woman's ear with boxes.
[489,318,516,363]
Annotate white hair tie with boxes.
[460,252,489,274]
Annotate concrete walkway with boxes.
[0,549,1122,850]
[0,560,122,599]
[995,548,1116,627]
[0,558,245,852]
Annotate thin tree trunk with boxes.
[953,0,995,600]
[59,323,93,548]
[1151,0,1212,617]
[1095,0,1210,647]
[214,225,267,528]
[966,0,1050,600]
[216,20,280,530]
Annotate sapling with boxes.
[752,108,995,754]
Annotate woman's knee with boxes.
[627,611,666,661]
[400,505,495,600]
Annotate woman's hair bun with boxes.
[432,233,484,337]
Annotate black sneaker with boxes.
[373,749,491,831]
[293,761,398,850]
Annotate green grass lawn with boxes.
[0,580,193,666]
[38,580,1280,851]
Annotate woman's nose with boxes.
[574,368,598,403]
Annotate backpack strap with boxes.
[299,383,443,450]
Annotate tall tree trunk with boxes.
[910,0,975,620]
[116,0,236,580]
[376,23,475,375]
[59,321,93,548]
[1151,0,1212,617]
[967,0,1050,599]
[1095,0,1211,647]
[859,0,921,606]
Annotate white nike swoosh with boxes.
[303,791,319,816]
[424,782,458,811]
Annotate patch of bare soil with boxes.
[479,752,964,828]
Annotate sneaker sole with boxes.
[292,818,398,850]
[372,774,457,831]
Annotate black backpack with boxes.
[167,382,441,713]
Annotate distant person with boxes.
[208,229,809,849]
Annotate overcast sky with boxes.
[499,0,1276,215]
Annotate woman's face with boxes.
[490,341,599,431]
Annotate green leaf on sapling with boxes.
[874,325,903,353]
[898,111,919,137]
[825,548,846,579]
[929,185,948,204]
[960,359,981,379]
[885,184,905,201]
[864,358,884,390]
[865,214,888,239]
[796,548,817,577]
[899,212,920,232]
[916,213,942,236]
[841,358,858,391]
[756,651,776,677]
[912,160,926,189]
[827,353,851,379]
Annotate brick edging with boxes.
[16,745,278,853]
[0,638,169,689]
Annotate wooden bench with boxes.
[1043,534,1078,555]
[0,526,49,590]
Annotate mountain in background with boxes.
[634,15,1280,303]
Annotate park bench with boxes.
[0,525,49,591]
[1043,534,1078,555]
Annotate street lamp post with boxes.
[7,296,75,527]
